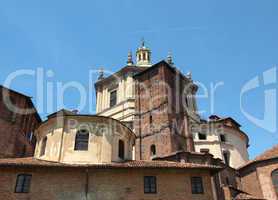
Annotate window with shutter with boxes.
[15,174,32,193]
[191,177,204,194]
[144,176,157,194]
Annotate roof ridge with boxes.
[0,157,221,170]
[254,144,278,161]
[238,144,278,170]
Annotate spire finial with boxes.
[167,51,174,65]
[98,67,104,80]
[141,37,145,47]
[127,50,134,66]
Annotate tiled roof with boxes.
[253,144,278,162]
[235,192,265,200]
[228,186,265,200]
[208,115,241,127]
[0,85,42,122]
[47,109,75,119]
[0,85,31,98]
[239,144,278,169]
[0,157,221,170]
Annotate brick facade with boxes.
[239,159,278,199]
[0,166,215,200]
[134,61,195,160]
[0,86,41,158]
[237,145,278,199]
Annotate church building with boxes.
[0,41,274,200]
[95,41,249,169]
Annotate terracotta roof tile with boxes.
[253,144,278,162]
[235,192,265,200]
[239,144,278,169]
[0,157,221,170]
[228,186,265,200]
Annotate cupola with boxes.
[136,39,152,67]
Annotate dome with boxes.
[34,111,135,164]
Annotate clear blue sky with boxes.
[0,0,277,159]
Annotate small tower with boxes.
[136,39,152,67]
[167,51,174,65]
[127,51,134,66]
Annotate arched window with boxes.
[118,140,125,159]
[150,145,156,156]
[40,137,47,156]
[74,129,89,151]
[143,52,146,60]
[272,169,278,196]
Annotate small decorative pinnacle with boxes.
[98,67,104,80]
[186,71,192,80]
[71,109,79,114]
[127,51,134,66]
[167,51,174,65]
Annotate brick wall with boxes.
[0,167,215,200]
[0,87,41,158]
[239,159,278,200]
[134,62,194,160]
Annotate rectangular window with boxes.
[144,176,157,194]
[223,151,230,166]
[74,130,89,151]
[198,133,207,140]
[15,174,32,193]
[110,90,117,107]
[118,140,125,159]
[220,134,226,142]
[191,177,204,194]
[40,137,47,156]
[149,115,153,128]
